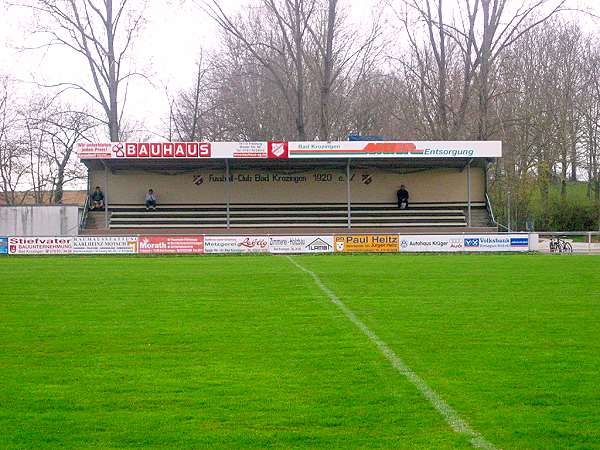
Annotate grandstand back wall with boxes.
[89,167,485,204]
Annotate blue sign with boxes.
[464,238,480,248]
[348,134,387,141]
[0,237,7,255]
[510,237,529,247]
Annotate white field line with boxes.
[286,256,497,450]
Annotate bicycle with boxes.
[549,236,573,253]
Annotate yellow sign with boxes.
[334,235,399,253]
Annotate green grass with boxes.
[1,254,599,449]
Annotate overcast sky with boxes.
[0,0,382,139]
[0,0,597,140]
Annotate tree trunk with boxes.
[54,167,65,204]
[293,2,306,141]
[319,0,336,141]
[106,0,119,141]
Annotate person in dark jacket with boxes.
[397,185,409,209]
[145,189,158,211]
[90,186,104,210]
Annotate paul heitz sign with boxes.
[204,236,269,253]
[78,140,500,160]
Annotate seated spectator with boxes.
[397,184,409,209]
[90,186,104,210]
[145,188,157,211]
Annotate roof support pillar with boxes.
[346,158,351,229]
[102,160,109,229]
[225,159,231,229]
[467,160,472,227]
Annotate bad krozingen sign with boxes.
[78,141,502,160]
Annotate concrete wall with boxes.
[0,206,80,236]
[90,166,485,205]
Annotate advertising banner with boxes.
[0,237,7,254]
[334,235,399,253]
[8,236,74,254]
[73,236,138,254]
[399,235,465,252]
[398,234,530,252]
[269,236,334,254]
[462,234,530,252]
[204,236,269,253]
[79,140,501,160]
[138,235,204,254]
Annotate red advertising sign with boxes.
[138,235,204,254]
[79,142,211,159]
[267,141,288,159]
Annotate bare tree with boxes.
[23,0,146,141]
[0,77,29,205]
[202,0,318,140]
[305,0,383,140]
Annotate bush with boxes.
[536,199,600,231]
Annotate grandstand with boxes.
[78,141,501,234]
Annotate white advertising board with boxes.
[269,236,334,254]
[73,236,138,254]
[399,235,465,252]
[204,236,269,253]
[399,234,530,252]
[462,234,530,252]
[8,236,74,254]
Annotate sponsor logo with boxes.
[113,142,211,158]
[238,237,269,249]
[510,237,529,247]
[204,236,269,253]
[138,236,204,254]
[8,237,74,254]
[306,238,332,252]
[267,141,288,158]
[464,236,512,250]
[0,237,7,255]
[464,238,480,248]
[73,236,138,254]
[449,238,463,249]
[335,235,399,252]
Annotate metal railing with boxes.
[79,196,90,232]
[485,192,509,231]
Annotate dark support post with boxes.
[346,159,351,229]
[102,161,109,229]
[467,161,472,227]
[225,159,230,229]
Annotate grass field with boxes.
[1,254,600,449]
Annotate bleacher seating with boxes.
[103,202,489,229]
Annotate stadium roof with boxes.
[82,157,489,171]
